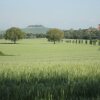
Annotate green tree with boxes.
[46,28,64,44]
[5,27,25,44]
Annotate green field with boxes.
[0,39,100,100]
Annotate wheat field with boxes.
[0,39,100,100]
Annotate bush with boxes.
[0,51,5,56]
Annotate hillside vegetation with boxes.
[22,25,49,34]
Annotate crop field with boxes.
[0,39,100,100]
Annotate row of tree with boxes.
[26,33,46,38]
[4,27,64,44]
[64,27,100,39]
[25,27,100,40]
[65,39,100,46]
[0,27,100,44]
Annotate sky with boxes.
[0,0,100,30]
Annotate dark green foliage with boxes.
[78,40,81,44]
[66,40,71,43]
[65,39,100,46]
[46,28,64,44]
[0,51,5,56]
[25,33,46,38]
[85,40,88,44]
[89,40,92,45]
[4,27,25,44]
[92,40,97,45]
[75,39,78,44]
[0,72,100,100]
[0,51,14,56]
[98,40,100,46]
[64,28,100,39]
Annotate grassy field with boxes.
[0,39,100,100]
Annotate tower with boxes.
[98,24,100,31]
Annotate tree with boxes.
[46,28,64,44]
[0,34,3,39]
[5,27,25,44]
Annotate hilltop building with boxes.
[98,24,100,30]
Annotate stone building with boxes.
[98,24,100,30]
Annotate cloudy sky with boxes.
[0,0,100,29]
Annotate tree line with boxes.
[25,27,100,40]
[24,28,100,40]
[0,27,100,44]
[64,27,100,39]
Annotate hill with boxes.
[22,25,49,34]
[0,25,49,35]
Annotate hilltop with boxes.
[22,25,49,34]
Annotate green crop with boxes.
[0,39,100,100]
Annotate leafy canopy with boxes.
[46,28,64,44]
[5,27,25,43]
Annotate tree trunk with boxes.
[54,40,55,44]
[14,40,16,44]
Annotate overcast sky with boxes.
[0,0,100,30]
